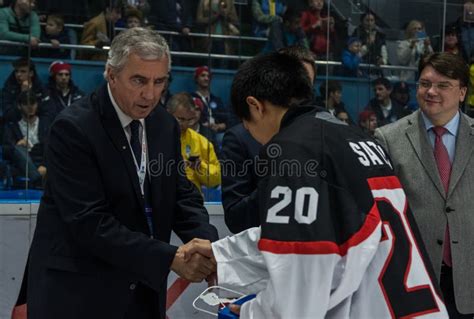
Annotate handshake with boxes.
[170,238,216,283]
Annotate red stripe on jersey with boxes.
[367,175,402,190]
[258,203,381,256]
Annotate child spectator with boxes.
[125,7,143,29]
[264,9,308,52]
[335,110,351,124]
[167,92,221,192]
[3,89,51,188]
[341,37,362,77]
[38,14,70,59]
[0,0,40,56]
[397,19,433,81]
[252,0,286,37]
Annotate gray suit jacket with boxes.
[375,110,474,314]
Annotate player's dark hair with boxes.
[231,53,314,121]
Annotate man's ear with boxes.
[246,96,265,118]
[106,67,115,84]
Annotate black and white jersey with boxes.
[212,106,447,318]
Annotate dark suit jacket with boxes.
[221,123,262,233]
[27,84,218,319]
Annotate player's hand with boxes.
[229,304,241,315]
[171,239,216,282]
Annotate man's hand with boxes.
[171,238,216,282]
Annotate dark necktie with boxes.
[129,120,142,165]
[432,126,452,267]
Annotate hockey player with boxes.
[209,53,449,318]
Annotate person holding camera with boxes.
[397,19,434,81]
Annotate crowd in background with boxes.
[1,0,474,197]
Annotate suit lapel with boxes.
[97,85,144,210]
[448,114,474,198]
[405,111,447,198]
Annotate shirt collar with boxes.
[421,110,460,137]
[107,83,145,129]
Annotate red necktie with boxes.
[432,126,452,267]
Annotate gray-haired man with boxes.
[26,27,218,319]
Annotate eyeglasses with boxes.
[417,80,460,91]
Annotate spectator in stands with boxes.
[351,11,388,70]
[158,73,173,109]
[79,1,122,61]
[440,25,463,59]
[365,77,410,126]
[37,14,70,59]
[448,1,474,63]
[251,0,286,37]
[167,92,221,192]
[191,66,229,138]
[358,109,377,136]
[0,0,40,56]
[397,19,433,81]
[391,81,417,112]
[1,58,48,122]
[341,37,362,77]
[300,0,337,59]
[44,61,84,120]
[335,109,351,124]
[150,1,193,58]
[190,96,218,148]
[3,90,50,188]
[196,0,239,57]
[124,7,143,29]
[264,8,308,52]
[317,79,346,115]
[118,0,150,23]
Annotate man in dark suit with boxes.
[26,27,218,319]
[221,123,261,233]
[375,52,474,318]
